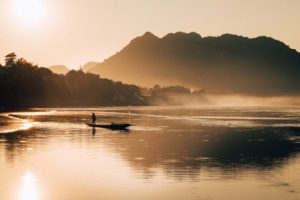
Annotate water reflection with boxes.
[2,107,300,180]
[0,113,40,134]
[20,119,36,131]
[97,126,300,179]
[20,172,38,200]
[1,128,45,164]
[92,127,96,136]
[1,107,300,200]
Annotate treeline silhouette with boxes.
[0,53,204,109]
[0,53,146,108]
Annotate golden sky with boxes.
[0,0,299,69]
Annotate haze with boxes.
[1,0,300,69]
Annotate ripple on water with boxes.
[0,114,34,134]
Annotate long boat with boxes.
[86,123,132,130]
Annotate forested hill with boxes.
[0,53,145,108]
[89,32,300,96]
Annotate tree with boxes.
[5,52,17,67]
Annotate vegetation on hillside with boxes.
[0,53,206,109]
[89,32,300,96]
[0,53,146,108]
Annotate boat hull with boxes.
[86,123,131,130]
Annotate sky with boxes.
[0,0,300,70]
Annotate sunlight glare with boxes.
[20,172,38,200]
[13,0,47,25]
[21,119,33,130]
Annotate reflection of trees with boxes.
[98,126,300,179]
[3,110,300,180]
[1,128,42,164]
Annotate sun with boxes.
[13,0,47,25]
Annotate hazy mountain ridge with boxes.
[48,65,70,74]
[89,32,300,96]
[82,62,99,72]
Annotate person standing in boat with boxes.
[92,113,96,124]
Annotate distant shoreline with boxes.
[0,108,50,113]
[0,108,29,113]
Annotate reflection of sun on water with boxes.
[20,172,38,200]
[21,120,33,130]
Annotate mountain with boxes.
[89,32,300,96]
[48,65,70,74]
[82,62,100,72]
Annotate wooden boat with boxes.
[86,122,132,130]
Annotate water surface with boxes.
[1,106,300,200]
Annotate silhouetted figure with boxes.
[92,113,96,124]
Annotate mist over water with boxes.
[206,95,300,107]
[163,93,300,106]
[1,106,300,199]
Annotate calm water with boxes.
[1,106,300,200]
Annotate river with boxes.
[1,106,300,200]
